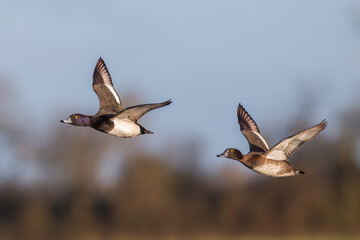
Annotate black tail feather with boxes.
[139,124,153,135]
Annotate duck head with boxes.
[217,148,243,161]
[61,114,90,127]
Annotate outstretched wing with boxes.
[264,120,327,161]
[237,104,270,153]
[93,58,122,115]
[115,100,172,122]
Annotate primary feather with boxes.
[92,57,122,115]
[237,104,270,153]
[264,120,327,161]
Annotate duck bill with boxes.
[217,153,225,158]
[60,117,72,124]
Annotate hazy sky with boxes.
[1,0,360,180]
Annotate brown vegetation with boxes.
[0,81,360,240]
[0,112,360,240]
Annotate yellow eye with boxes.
[230,149,234,152]
[75,115,78,119]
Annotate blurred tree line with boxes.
[0,79,360,240]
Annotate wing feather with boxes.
[237,104,270,153]
[115,100,172,121]
[265,120,327,161]
[93,58,122,114]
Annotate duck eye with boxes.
[75,115,78,119]
[230,149,234,152]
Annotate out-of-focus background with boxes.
[1,1,360,239]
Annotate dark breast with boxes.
[90,115,115,133]
[242,153,270,169]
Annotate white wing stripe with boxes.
[253,131,270,150]
[105,84,120,104]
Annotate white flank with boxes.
[106,84,120,104]
[108,118,141,138]
[253,164,289,177]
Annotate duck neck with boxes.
[77,115,91,127]
[233,155,244,162]
[230,152,244,162]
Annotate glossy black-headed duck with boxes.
[61,58,172,138]
[217,104,327,177]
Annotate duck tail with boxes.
[295,169,305,175]
[139,125,153,135]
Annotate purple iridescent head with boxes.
[61,114,91,127]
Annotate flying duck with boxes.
[61,58,172,138]
[217,104,327,177]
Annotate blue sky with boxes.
[1,0,360,181]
